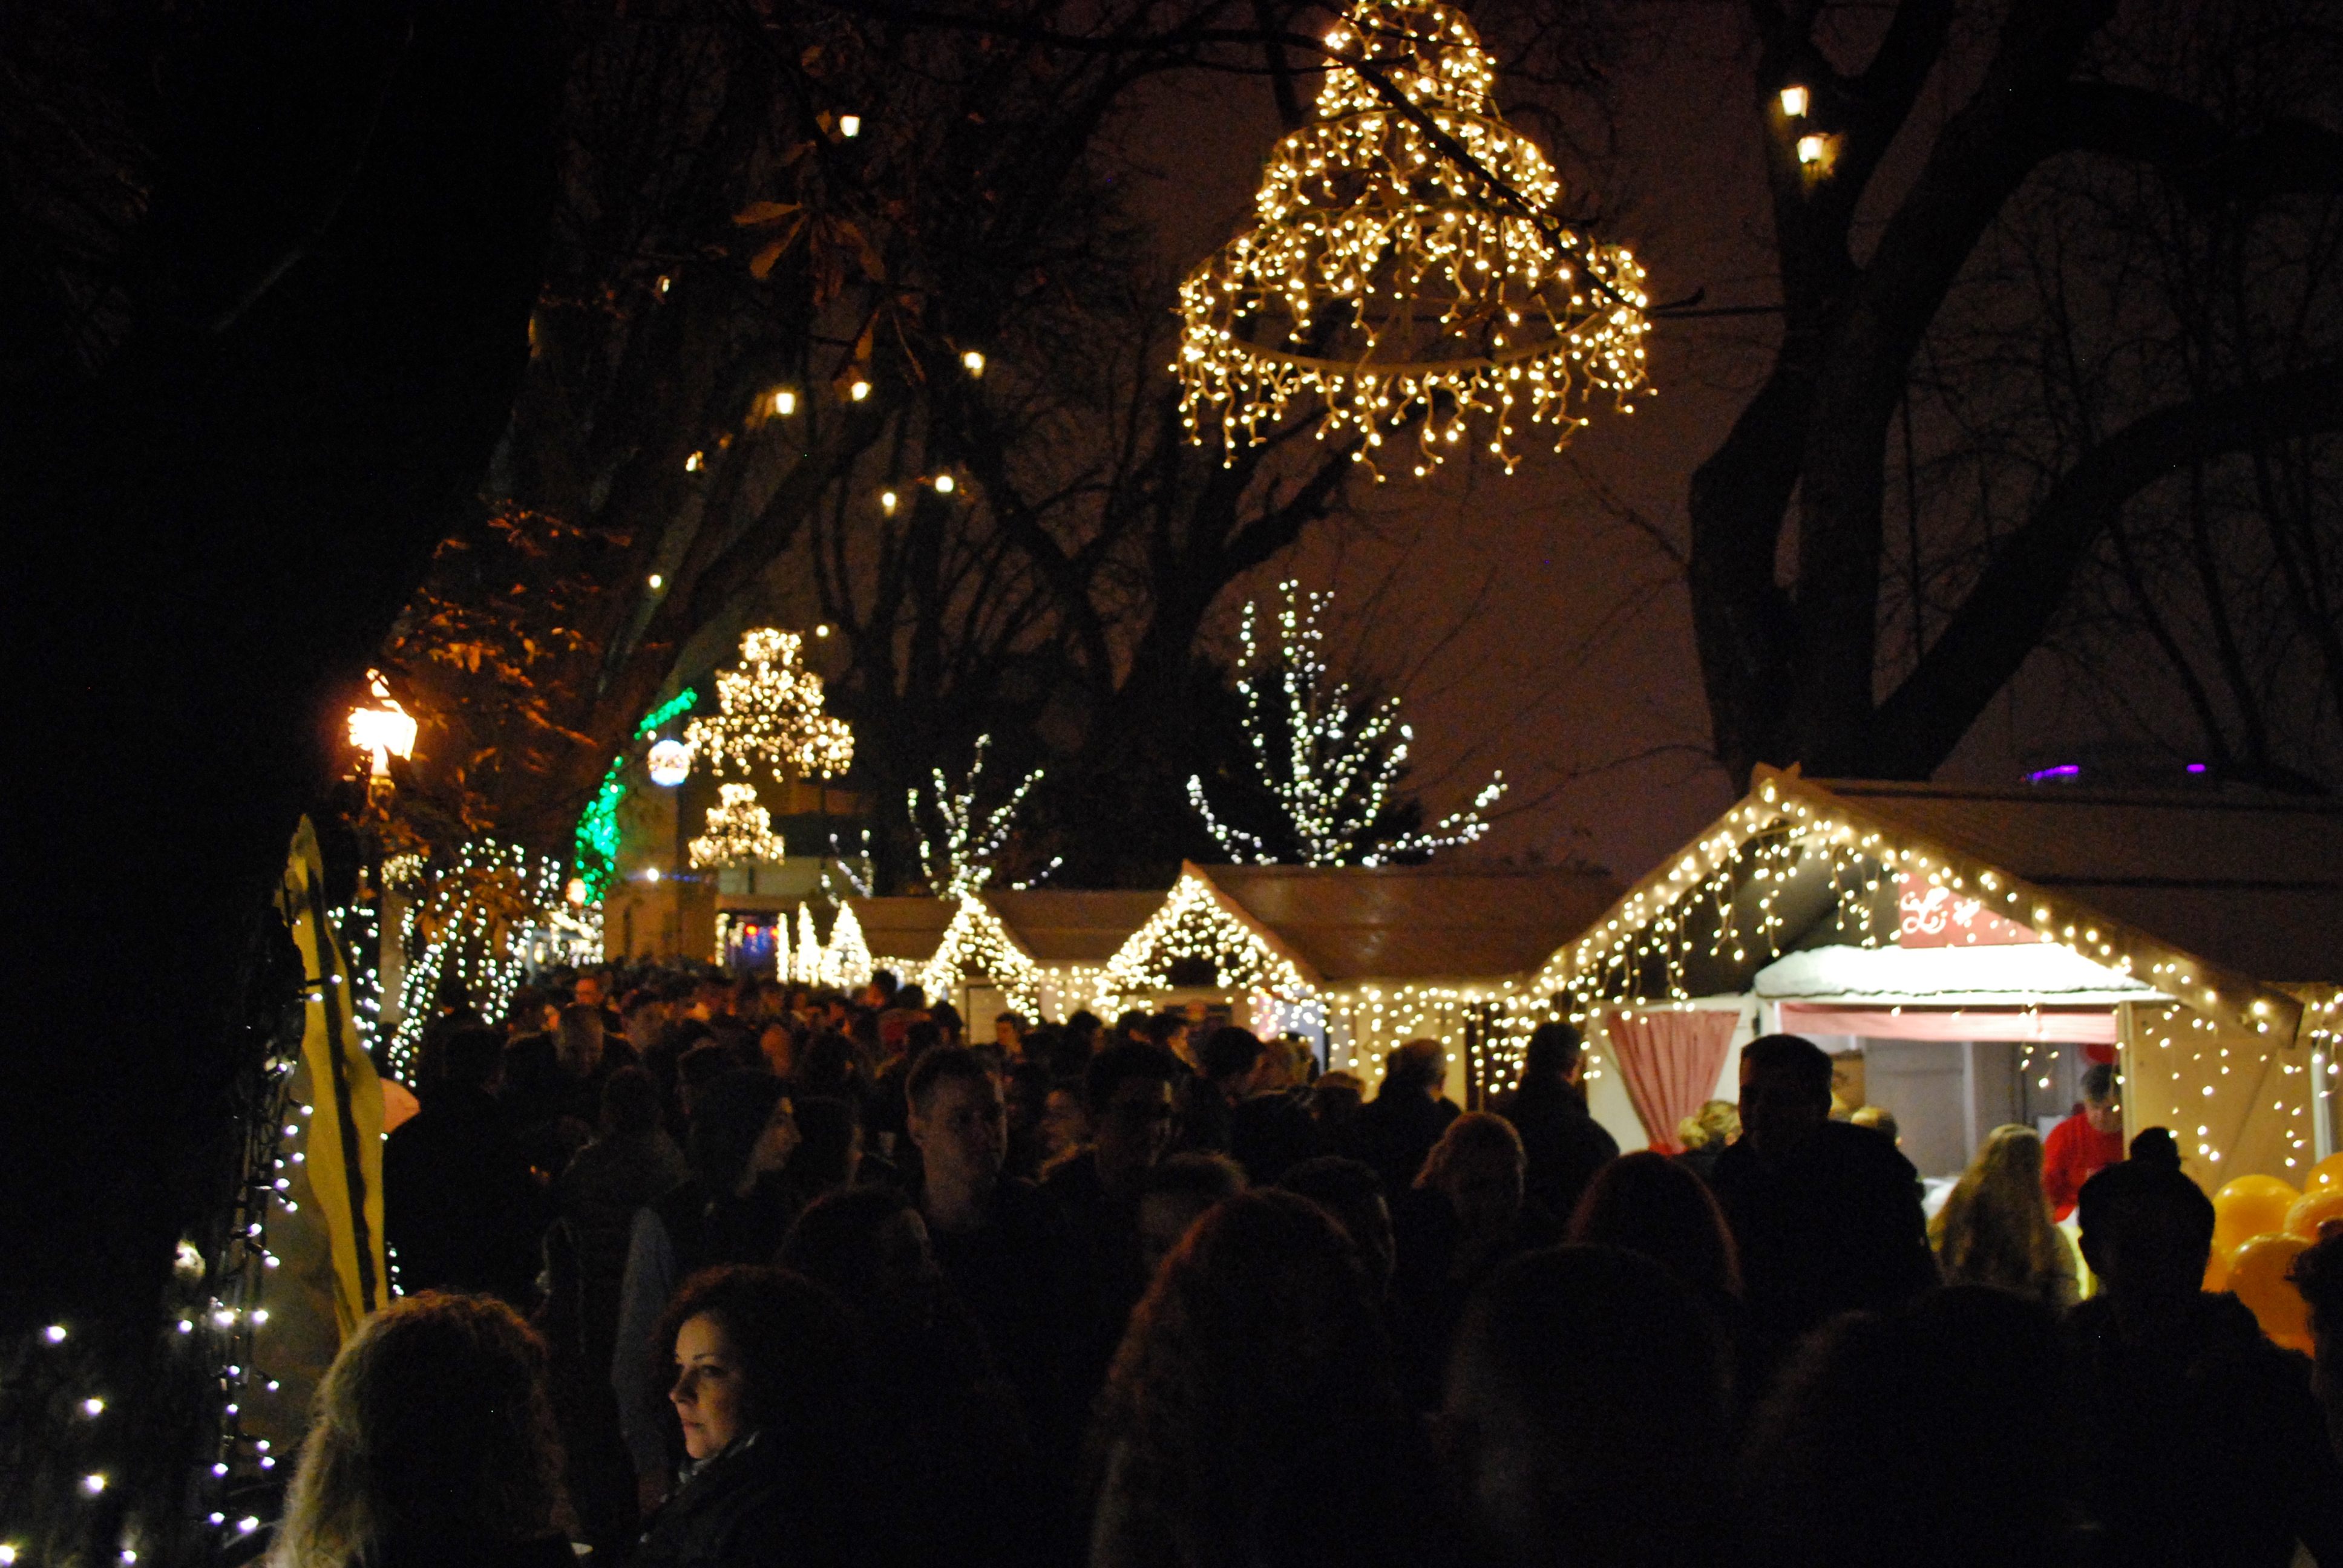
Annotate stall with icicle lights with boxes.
[1091,861,1619,1103]
[1509,766,2342,1186]
[837,891,1162,1026]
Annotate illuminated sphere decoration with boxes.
[1176,0,1653,477]
[647,739,693,786]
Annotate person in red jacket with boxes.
[2043,1063,2125,1221]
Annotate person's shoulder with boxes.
[1823,1117,1915,1171]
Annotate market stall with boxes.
[1513,766,2342,1186]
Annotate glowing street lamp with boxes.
[347,673,417,782]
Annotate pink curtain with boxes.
[1775,1004,2116,1044]
[1605,1009,1738,1154]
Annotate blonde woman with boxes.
[1930,1125,2079,1307]
[270,1292,571,1568]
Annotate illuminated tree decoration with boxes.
[1189,581,1504,866]
[690,783,787,868]
[910,734,1060,899]
[388,840,566,1069]
[686,628,854,782]
[1176,0,1652,476]
[793,903,824,984]
[822,903,873,990]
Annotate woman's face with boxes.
[750,1097,801,1180]
[670,1313,750,1460]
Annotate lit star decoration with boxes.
[1189,583,1503,866]
[690,783,787,868]
[1176,0,1652,477]
[685,629,854,783]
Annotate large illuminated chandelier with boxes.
[684,628,855,782]
[1176,0,1652,476]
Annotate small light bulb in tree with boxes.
[881,491,898,514]
[1778,84,1809,117]
[962,350,985,376]
[934,474,955,494]
[840,115,862,138]
[773,389,796,416]
[850,380,871,401]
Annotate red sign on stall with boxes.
[1896,874,2048,947]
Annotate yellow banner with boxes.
[277,817,389,1337]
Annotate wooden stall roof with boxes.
[848,897,956,964]
[1199,863,1624,984]
[983,890,1164,963]
[1814,780,2343,984]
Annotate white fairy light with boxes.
[909,734,1056,900]
[1188,581,1503,866]
[1176,0,1651,477]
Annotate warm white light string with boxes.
[1177,0,1651,476]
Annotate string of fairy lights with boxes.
[1510,774,2320,1163]
[1177,0,1651,476]
[4,968,309,1565]
[911,735,1056,899]
[386,840,568,1072]
[1189,583,1504,867]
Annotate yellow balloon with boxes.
[2309,1152,2343,1195]
[2285,1186,2343,1241]
[2213,1175,2300,1260]
[2226,1232,2313,1353]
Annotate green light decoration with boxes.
[574,687,698,902]
[637,687,699,737]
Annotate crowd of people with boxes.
[262,965,2343,1567]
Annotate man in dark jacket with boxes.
[382,1025,549,1305]
[1342,1039,1460,1195]
[1708,1033,1936,1379]
[2066,1161,2343,1567]
[1490,1020,1617,1224]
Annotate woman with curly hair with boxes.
[630,1264,871,1568]
[1089,1189,1424,1568]
[269,1292,570,1568]
[1929,1124,2077,1307]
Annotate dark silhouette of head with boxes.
[1567,1151,1740,1299]
[686,1070,788,1194]
[1097,1190,1410,1568]
[1201,1025,1267,1090]
[1522,1021,1585,1083]
[2074,1160,2216,1306]
[779,1186,937,1332]
[273,1292,561,1564]
[1280,1155,1397,1297]
[1738,1034,1833,1160]
[2128,1126,2181,1170]
[1442,1245,1729,1568]
[1741,1287,2069,1568]
[601,1064,661,1136]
